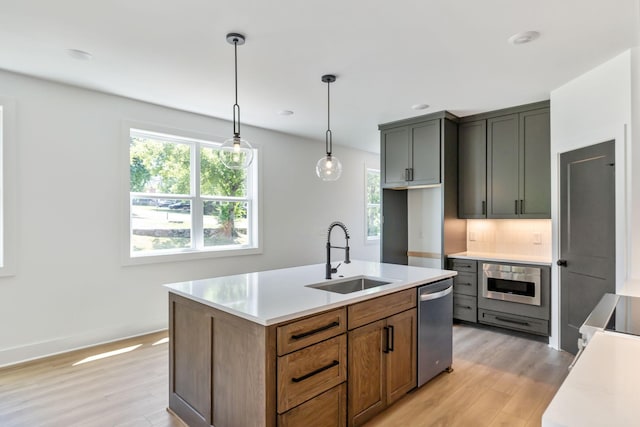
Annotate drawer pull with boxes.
[291,321,339,340]
[457,282,472,286]
[455,304,472,310]
[291,360,339,383]
[495,316,529,326]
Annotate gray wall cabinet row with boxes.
[458,102,551,219]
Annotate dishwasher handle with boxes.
[419,285,452,301]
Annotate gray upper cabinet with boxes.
[458,120,487,218]
[519,109,551,217]
[486,107,550,219]
[381,119,441,188]
[458,102,550,219]
[410,121,440,185]
[487,114,521,217]
[382,127,410,187]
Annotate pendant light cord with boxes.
[325,79,332,156]
[232,38,241,138]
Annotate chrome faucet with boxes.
[326,221,351,279]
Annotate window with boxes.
[366,168,381,241]
[128,128,258,259]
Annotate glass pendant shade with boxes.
[316,154,342,181]
[219,136,254,170]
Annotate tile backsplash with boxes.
[466,219,552,258]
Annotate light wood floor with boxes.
[0,324,572,427]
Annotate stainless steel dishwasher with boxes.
[417,278,453,387]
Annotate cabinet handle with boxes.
[291,360,339,383]
[388,325,395,352]
[457,282,472,286]
[455,304,472,310]
[515,200,518,215]
[404,168,409,181]
[290,321,340,340]
[482,201,486,215]
[495,316,530,326]
[383,326,390,353]
[520,199,524,214]
[410,168,414,181]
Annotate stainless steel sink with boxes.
[306,276,393,294]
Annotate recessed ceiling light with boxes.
[508,31,540,45]
[67,49,93,60]
[277,110,294,116]
[412,104,429,110]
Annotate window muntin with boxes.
[129,129,257,257]
[366,168,381,240]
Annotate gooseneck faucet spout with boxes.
[326,221,351,279]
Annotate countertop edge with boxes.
[167,268,457,326]
[448,252,552,266]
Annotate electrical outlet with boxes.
[469,231,476,241]
[533,232,542,245]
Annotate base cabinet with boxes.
[448,259,478,323]
[278,384,347,427]
[348,308,417,427]
[169,288,421,427]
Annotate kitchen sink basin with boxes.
[306,276,394,294]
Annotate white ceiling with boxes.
[0,0,638,153]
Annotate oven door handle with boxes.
[419,286,452,301]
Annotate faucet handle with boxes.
[331,263,342,274]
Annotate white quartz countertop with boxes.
[164,260,456,326]
[448,251,552,266]
[542,331,640,427]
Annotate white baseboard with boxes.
[0,324,167,368]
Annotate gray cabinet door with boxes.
[519,108,550,218]
[410,120,440,185]
[458,120,486,218]
[382,127,410,187]
[487,114,519,218]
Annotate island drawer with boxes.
[453,272,477,296]
[277,308,347,356]
[453,294,477,323]
[478,309,549,336]
[277,334,347,413]
[449,259,477,273]
[348,289,416,330]
[278,383,346,426]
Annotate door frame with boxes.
[550,133,628,350]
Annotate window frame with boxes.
[0,97,17,277]
[122,122,262,265]
[365,167,381,243]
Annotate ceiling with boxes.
[0,1,638,153]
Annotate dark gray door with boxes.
[458,120,487,218]
[520,108,550,218]
[560,141,615,354]
[410,120,440,185]
[487,114,519,218]
[382,127,409,187]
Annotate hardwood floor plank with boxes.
[0,325,572,427]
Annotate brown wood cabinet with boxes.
[347,293,417,427]
[169,287,420,427]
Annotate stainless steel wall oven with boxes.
[481,263,541,306]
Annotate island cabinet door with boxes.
[348,319,386,426]
[385,309,417,405]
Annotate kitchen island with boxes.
[164,260,456,427]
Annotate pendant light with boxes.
[220,33,254,170]
[316,74,342,181]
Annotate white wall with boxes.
[407,187,442,269]
[0,70,380,366]
[549,49,635,348]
